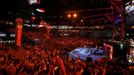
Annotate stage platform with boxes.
[69,47,106,61]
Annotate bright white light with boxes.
[32,24,37,27]
[73,13,77,18]
[129,59,132,63]
[38,24,44,27]
[133,0,134,3]
[68,14,71,18]
[29,0,40,4]
[36,8,45,13]
[10,34,15,37]
[24,24,31,27]
[0,34,6,37]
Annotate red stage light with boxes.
[36,8,45,13]
[67,14,71,18]
[73,13,77,18]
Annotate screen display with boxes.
[127,38,134,64]
[127,47,134,64]
[126,0,134,25]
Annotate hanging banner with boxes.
[15,18,23,47]
[16,25,23,46]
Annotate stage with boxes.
[69,47,106,61]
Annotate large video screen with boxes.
[127,39,134,64]
[126,0,134,25]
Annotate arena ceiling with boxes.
[0,0,126,26]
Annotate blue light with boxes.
[120,43,123,50]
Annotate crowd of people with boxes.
[52,36,103,51]
[0,35,133,75]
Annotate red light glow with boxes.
[67,14,71,18]
[16,25,23,46]
[73,13,77,18]
[36,8,45,13]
